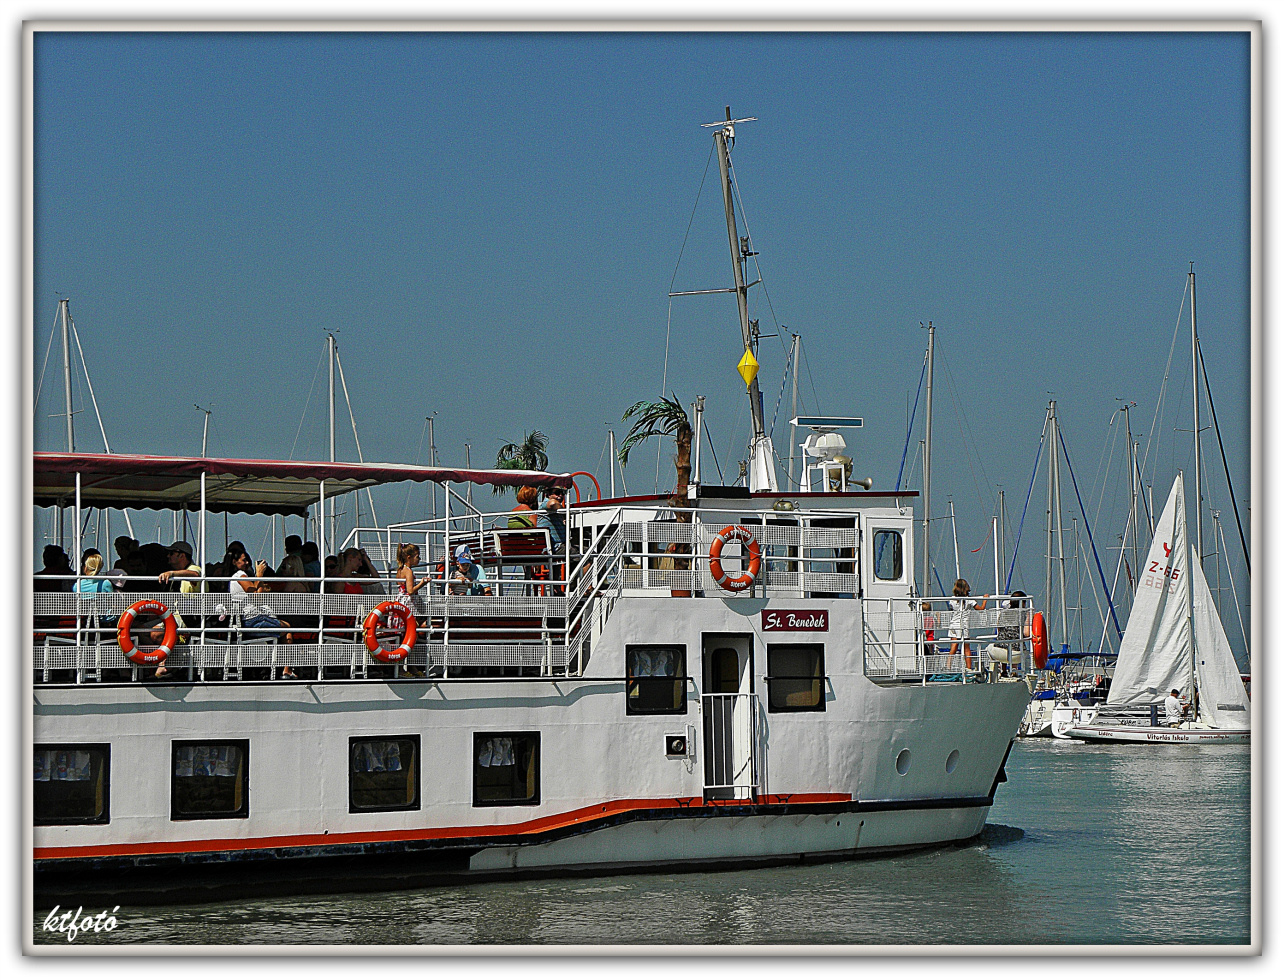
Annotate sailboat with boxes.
[1064,471,1250,743]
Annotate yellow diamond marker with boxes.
[737,348,759,388]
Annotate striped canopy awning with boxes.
[33,452,572,517]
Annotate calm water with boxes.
[34,740,1252,947]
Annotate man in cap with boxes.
[150,540,203,678]
[159,540,205,592]
[449,544,492,596]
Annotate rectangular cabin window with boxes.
[473,732,540,807]
[171,741,249,820]
[349,736,420,813]
[626,644,687,715]
[873,530,904,581]
[767,644,826,712]
[34,744,110,825]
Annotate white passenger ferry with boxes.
[32,452,1030,903]
[30,112,1031,904]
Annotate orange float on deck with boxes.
[363,600,417,664]
[117,599,177,666]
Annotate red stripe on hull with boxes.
[34,793,851,861]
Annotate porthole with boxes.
[945,749,960,774]
[895,749,911,775]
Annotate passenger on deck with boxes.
[111,536,139,572]
[450,545,492,596]
[508,486,540,528]
[159,541,205,592]
[34,545,74,592]
[394,544,428,601]
[301,541,321,592]
[537,487,567,553]
[228,550,269,597]
[118,551,149,592]
[322,554,342,593]
[276,553,309,593]
[920,600,937,660]
[74,549,115,593]
[276,535,304,576]
[1164,688,1185,727]
[340,547,383,595]
[948,578,988,670]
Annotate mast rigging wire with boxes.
[289,346,327,461]
[34,304,60,411]
[1057,424,1124,640]
[1139,285,1188,493]
[1196,338,1250,573]
[657,144,716,494]
[1004,415,1048,593]
[895,349,929,492]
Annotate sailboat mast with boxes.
[788,332,801,490]
[921,322,935,597]
[1190,265,1204,570]
[1123,402,1139,578]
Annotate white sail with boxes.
[1192,558,1251,728]
[1107,474,1192,705]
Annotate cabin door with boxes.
[701,633,759,801]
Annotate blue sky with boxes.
[30,29,1252,651]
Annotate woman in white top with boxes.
[948,578,988,671]
[227,550,268,597]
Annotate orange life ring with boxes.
[1031,611,1048,670]
[117,599,177,666]
[708,525,762,593]
[363,600,417,664]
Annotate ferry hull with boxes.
[35,795,999,905]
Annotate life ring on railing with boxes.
[363,600,417,664]
[1031,611,1048,670]
[708,525,762,593]
[568,471,602,504]
[117,599,176,666]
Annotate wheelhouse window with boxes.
[34,744,110,825]
[349,736,420,813]
[767,644,826,712]
[873,530,904,581]
[473,732,539,807]
[626,644,687,715]
[171,740,249,820]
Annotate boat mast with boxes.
[59,298,74,454]
[1046,400,1069,652]
[708,107,777,491]
[327,332,337,550]
[788,332,801,490]
[921,322,935,597]
[1189,265,1204,570]
[997,489,1007,593]
[1122,401,1139,579]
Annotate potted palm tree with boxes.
[617,395,694,595]
[492,431,550,495]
